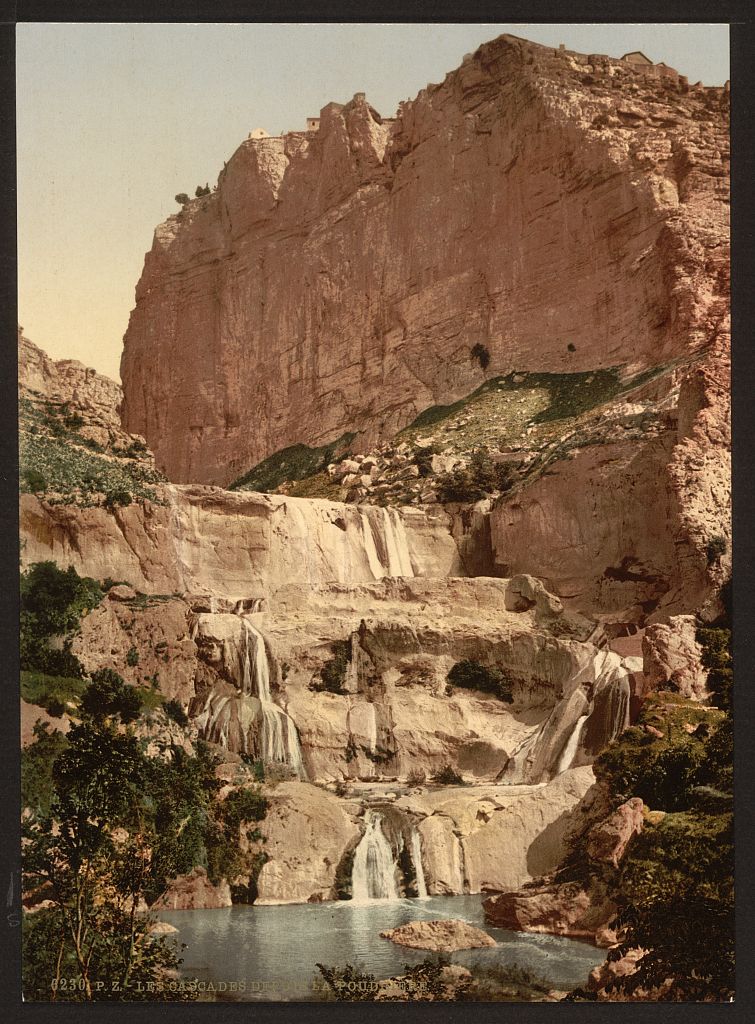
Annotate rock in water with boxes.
[379,919,497,952]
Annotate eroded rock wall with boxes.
[121,34,729,487]
[20,486,461,598]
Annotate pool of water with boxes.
[157,894,604,1001]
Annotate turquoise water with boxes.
[157,894,604,1001]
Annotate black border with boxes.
[2,3,754,1024]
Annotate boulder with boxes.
[586,798,644,869]
[380,919,496,952]
[483,878,617,945]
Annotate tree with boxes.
[174,193,190,205]
[80,669,142,725]
[21,562,102,637]
[20,562,101,677]
[22,720,185,1000]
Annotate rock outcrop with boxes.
[642,615,709,699]
[483,879,617,945]
[121,35,729,489]
[585,798,645,869]
[151,866,232,910]
[379,919,497,952]
[19,331,147,457]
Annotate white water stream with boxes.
[351,811,400,902]
[410,828,428,899]
[556,714,589,775]
[240,618,303,774]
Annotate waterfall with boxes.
[240,618,303,774]
[210,595,217,614]
[382,508,414,577]
[357,508,415,580]
[556,714,589,774]
[351,811,399,902]
[410,828,428,899]
[359,511,385,579]
[366,703,377,754]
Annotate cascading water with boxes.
[351,811,399,902]
[410,828,428,899]
[240,618,304,774]
[382,508,415,577]
[556,714,589,774]
[357,508,415,580]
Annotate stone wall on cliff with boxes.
[120,34,729,487]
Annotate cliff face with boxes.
[121,34,729,486]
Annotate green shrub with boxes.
[163,698,188,727]
[437,450,518,504]
[104,488,132,510]
[220,786,268,834]
[697,627,732,711]
[80,668,142,724]
[447,659,513,702]
[20,562,101,678]
[312,640,351,694]
[406,767,426,786]
[174,192,190,205]
[21,561,103,637]
[22,467,47,492]
[436,466,485,504]
[432,764,464,785]
[594,726,705,811]
[470,343,491,370]
[21,721,69,816]
[461,962,552,1001]
[706,534,727,564]
[126,645,139,666]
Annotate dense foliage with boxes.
[20,561,102,679]
[581,621,734,1001]
[447,659,513,702]
[20,561,269,1000]
[315,958,552,1001]
[311,639,351,694]
[437,448,518,504]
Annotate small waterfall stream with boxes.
[556,714,589,775]
[410,828,428,899]
[351,811,399,902]
[357,508,415,580]
[240,618,303,774]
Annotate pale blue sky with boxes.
[17,23,730,380]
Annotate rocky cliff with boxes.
[121,34,729,488]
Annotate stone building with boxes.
[621,50,653,66]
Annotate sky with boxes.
[16,22,730,381]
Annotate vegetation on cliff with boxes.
[229,432,355,494]
[226,362,680,509]
[568,618,734,1001]
[21,561,270,1000]
[19,393,165,508]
